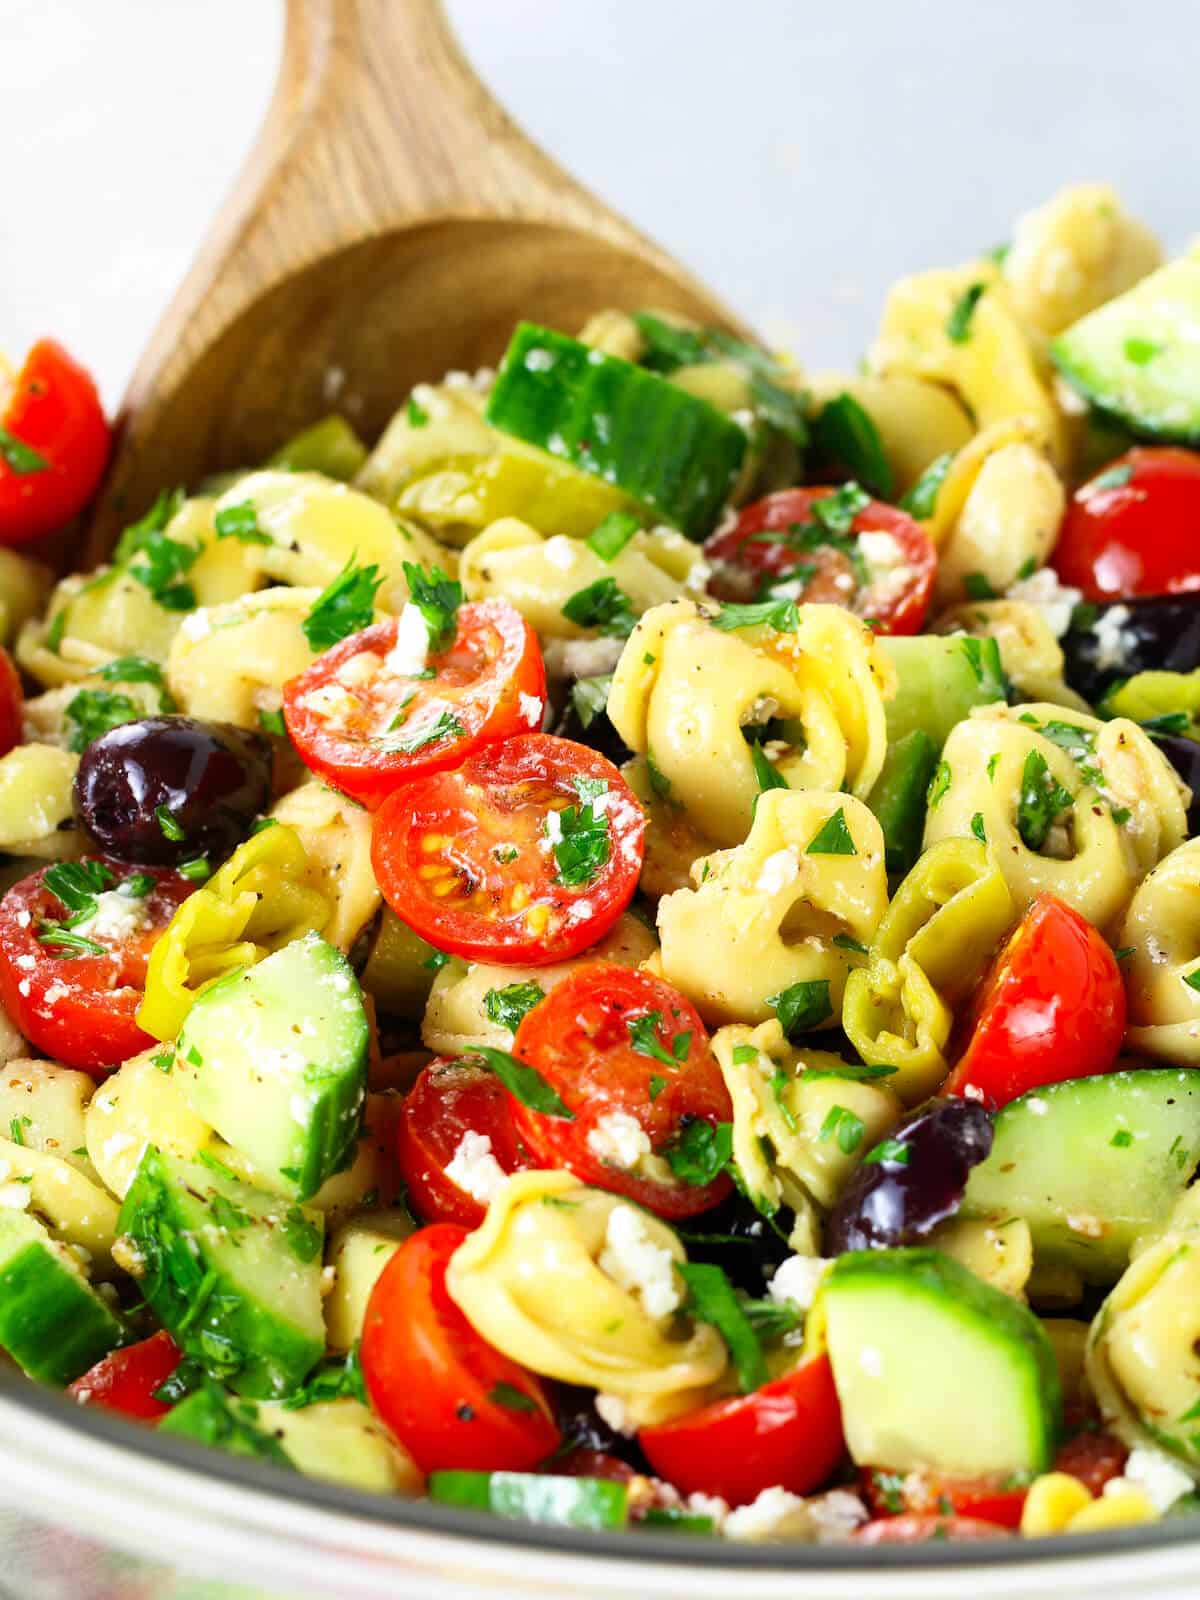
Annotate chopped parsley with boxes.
[1110,1129,1134,1148]
[302,556,384,651]
[1184,968,1200,995]
[214,501,271,545]
[586,511,640,562]
[677,1261,767,1393]
[155,805,186,842]
[749,740,788,800]
[487,1380,538,1413]
[645,749,673,802]
[970,811,988,843]
[811,393,894,500]
[767,979,833,1037]
[570,673,612,730]
[483,981,545,1034]
[402,562,462,653]
[0,426,48,475]
[1016,749,1074,851]
[282,1344,367,1410]
[832,933,869,955]
[113,488,186,562]
[627,1011,692,1069]
[964,572,997,600]
[561,577,636,639]
[64,688,140,753]
[95,655,174,711]
[819,1104,866,1156]
[927,759,952,808]
[282,1208,322,1263]
[385,710,465,753]
[862,1136,912,1166]
[800,1062,898,1083]
[36,924,106,958]
[710,597,800,633]
[806,807,857,856]
[666,1118,733,1187]
[959,636,1009,700]
[546,785,610,887]
[8,1115,29,1146]
[946,281,986,343]
[178,857,211,883]
[126,528,198,611]
[731,1044,760,1066]
[455,1046,574,1120]
[899,452,954,520]
[1124,337,1161,366]
[258,707,287,737]
[406,396,429,428]
[43,859,114,920]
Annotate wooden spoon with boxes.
[85,0,750,561]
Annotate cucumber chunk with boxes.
[178,932,368,1201]
[118,1146,325,1399]
[0,1208,124,1384]
[159,1382,294,1468]
[429,1470,629,1530]
[962,1069,1200,1284]
[877,634,1008,751]
[822,1247,1060,1477]
[1051,257,1200,443]
[485,323,747,539]
[867,727,938,876]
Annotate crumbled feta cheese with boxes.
[594,1393,637,1437]
[857,530,916,608]
[754,846,799,897]
[543,535,578,572]
[444,1131,508,1206]
[71,890,152,945]
[686,1492,731,1529]
[1091,603,1135,672]
[385,602,432,677]
[598,1204,681,1319]
[518,691,543,728]
[542,635,625,680]
[544,809,564,846]
[1005,568,1083,638]
[587,1111,653,1171]
[767,1255,829,1313]
[181,610,213,642]
[723,1486,812,1542]
[808,1489,868,1542]
[1110,1445,1195,1513]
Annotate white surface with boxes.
[2,1,1197,411]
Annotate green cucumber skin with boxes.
[0,1219,124,1385]
[877,635,1005,752]
[963,1069,1200,1283]
[159,1384,294,1469]
[118,1147,324,1401]
[429,1470,629,1530]
[868,728,937,876]
[485,323,746,539]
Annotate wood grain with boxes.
[84,0,750,563]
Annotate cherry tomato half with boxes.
[853,1515,1013,1544]
[509,963,732,1219]
[372,734,644,966]
[943,894,1125,1109]
[1053,1429,1128,1497]
[361,1222,559,1473]
[639,1354,844,1506]
[67,1330,182,1422]
[283,599,546,809]
[860,1467,1027,1530]
[1053,447,1200,600]
[0,340,110,545]
[0,860,193,1072]
[704,487,936,634]
[0,647,22,759]
[397,1057,532,1229]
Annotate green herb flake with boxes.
[963,572,997,601]
[152,1050,175,1074]
[155,805,186,842]
[1111,806,1132,826]
[648,1074,667,1101]
[561,577,636,639]
[862,1136,911,1166]
[402,562,463,654]
[806,807,857,856]
[832,933,869,955]
[731,1044,760,1066]
[1184,968,1200,995]
[710,597,800,634]
[178,857,210,884]
[64,688,140,753]
[645,749,673,803]
[800,1061,898,1083]
[899,452,954,520]
[1110,1129,1134,1148]
[970,811,988,843]
[283,1207,322,1263]
[423,950,450,973]
[928,760,952,809]
[8,1115,29,1146]
[1113,946,1136,964]
[214,501,272,545]
[946,281,986,343]
[483,981,545,1034]
[667,1119,733,1187]
[96,655,174,711]
[35,924,107,958]
[749,740,789,803]
[457,1046,574,1120]
[487,1381,537,1413]
[767,979,833,1037]
[546,793,610,888]
[570,673,612,731]
[812,393,894,499]
[1016,748,1074,851]
[677,1261,767,1393]
[406,396,429,428]
[987,753,1001,781]
[819,1104,866,1156]
[43,859,114,916]
[302,556,384,652]
[627,1012,689,1069]
[0,426,48,475]
[586,511,640,562]
[1124,337,1162,366]
[258,707,287,737]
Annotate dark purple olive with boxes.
[73,716,272,866]
[1155,732,1200,836]
[550,1384,650,1472]
[825,1098,993,1255]
[1061,596,1200,703]
[676,1189,791,1294]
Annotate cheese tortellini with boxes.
[657,789,887,1025]
[933,439,1066,606]
[933,599,1089,711]
[446,1169,727,1423]
[0,744,82,860]
[166,585,329,727]
[1119,839,1200,1064]
[924,703,1189,929]
[842,838,1016,1103]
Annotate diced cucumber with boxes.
[962,1069,1200,1283]
[178,932,368,1201]
[878,634,1008,751]
[822,1248,1060,1477]
[0,1208,124,1384]
[159,1382,294,1469]
[867,728,938,876]
[325,1208,416,1351]
[268,416,367,481]
[256,1397,420,1493]
[118,1146,325,1399]
[429,1470,629,1530]
[485,323,746,539]
[1051,257,1200,443]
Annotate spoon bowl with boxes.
[86,0,750,560]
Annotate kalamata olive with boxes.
[550,695,631,770]
[1155,732,1200,836]
[73,715,272,866]
[551,1383,649,1472]
[825,1098,993,1255]
[1061,596,1200,703]
[677,1189,792,1294]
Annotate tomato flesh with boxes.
[284,599,545,810]
[943,894,1125,1108]
[510,962,733,1219]
[0,340,110,546]
[372,734,644,966]
[1053,447,1200,600]
[1053,1429,1128,1496]
[361,1223,559,1473]
[0,861,193,1072]
[67,1331,182,1422]
[704,487,936,634]
[860,1467,1027,1529]
[639,1355,844,1505]
[0,647,21,758]
[397,1058,532,1229]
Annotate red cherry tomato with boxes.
[372,734,644,966]
[66,1331,182,1422]
[397,1057,532,1229]
[510,963,733,1219]
[1053,447,1200,600]
[704,487,936,634]
[860,1467,1027,1530]
[0,860,193,1072]
[0,647,22,758]
[0,340,110,545]
[361,1222,560,1473]
[942,894,1125,1109]
[639,1354,844,1506]
[283,599,546,810]
[1053,1429,1128,1496]
[853,1514,1012,1544]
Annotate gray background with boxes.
[2,1,1194,411]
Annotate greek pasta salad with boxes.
[0,182,1199,1549]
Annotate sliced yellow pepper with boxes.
[136,824,330,1041]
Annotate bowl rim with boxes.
[5,1371,1199,1576]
